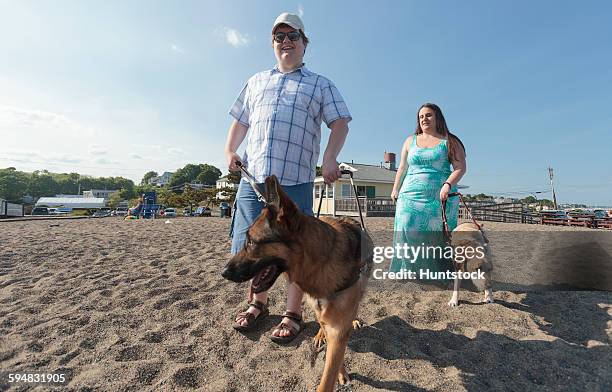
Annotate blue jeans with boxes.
[230,179,313,254]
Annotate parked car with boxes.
[195,206,212,217]
[56,208,72,215]
[114,207,129,217]
[183,207,192,216]
[92,208,112,218]
[164,208,177,217]
[31,207,49,216]
[540,210,568,220]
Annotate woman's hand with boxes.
[391,189,399,202]
[439,182,451,201]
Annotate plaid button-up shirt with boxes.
[229,65,352,185]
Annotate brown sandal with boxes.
[233,300,269,332]
[270,311,303,344]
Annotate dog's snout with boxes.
[221,265,236,281]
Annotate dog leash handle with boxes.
[235,161,269,205]
[315,169,366,231]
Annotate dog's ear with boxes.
[265,175,282,209]
[264,175,298,227]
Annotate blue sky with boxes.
[1,0,611,205]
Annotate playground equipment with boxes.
[141,191,159,219]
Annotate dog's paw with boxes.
[448,298,459,307]
[338,366,351,385]
[313,328,326,352]
[352,319,365,330]
[484,289,494,304]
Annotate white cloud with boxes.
[221,27,250,47]
[94,157,120,165]
[55,155,83,164]
[298,4,304,17]
[171,43,185,54]
[0,104,94,137]
[167,147,185,155]
[88,143,107,155]
[138,144,163,153]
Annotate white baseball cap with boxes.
[272,12,305,33]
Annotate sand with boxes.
[0,217,610,391]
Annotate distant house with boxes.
[55,194,83,198]
[314,153,398,217]
[216,176,238,190]
[216,176,238,200]
[83,189,119,201]
[148,171,174,186]
[36,197,105,209]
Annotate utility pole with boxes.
[548,167,558,210]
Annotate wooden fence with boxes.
[333,198,612,229]
[459,201,539,224]
[334,197,395,217]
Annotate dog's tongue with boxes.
[253,266,272,286]
[252,265,277,292]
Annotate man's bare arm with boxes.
[224,119,249,171]
[322,118,349,184]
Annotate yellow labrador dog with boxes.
[448,222,494,306]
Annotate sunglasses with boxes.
[273,31,301,43]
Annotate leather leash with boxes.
[441,191,489,245]
[316,169,366,231]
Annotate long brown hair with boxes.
[415,103,465,163]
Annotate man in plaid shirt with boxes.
[225,12,351,343]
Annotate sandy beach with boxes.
[1,217,610,391]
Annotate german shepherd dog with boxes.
[222,175,373,392]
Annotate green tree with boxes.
[158,187,184,207]
[54,173,80,194]
[141,171,158,185]
[170,164,201,186]
[170,163,222,187]
[522,196,537,204]
[118,188,133,200]
[540,199,554,208]
[218,187,237,203]
[227,171,241,184]
[182,185,203,210]
[108,192,123,209]
[196,164,222,185]
[0,168,29,201]
[28,171,59,198]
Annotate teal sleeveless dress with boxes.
[389,136,459,282]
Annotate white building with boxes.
[314,155,398,217]
[83,189,119,200]
[216,176,238,200]
[216,176,238,190]
[36,197,105,209]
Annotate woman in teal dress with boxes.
[390,103,467,283]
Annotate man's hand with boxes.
[224,120,249,172]
[322,159,341,185]
[226,151,243,171]
[322,118,349,185]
